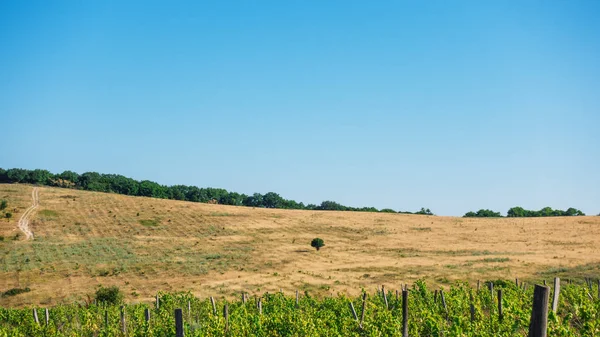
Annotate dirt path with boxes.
[18,187,39,240]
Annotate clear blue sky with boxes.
[1,1,599,216]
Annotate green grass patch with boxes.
[2,287,31,297]
[209,212,235,217]
[38,209,59,218]
[138,219,160,227]
[481,257,510,263]
[410,227,432,231]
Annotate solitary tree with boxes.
[311,238,325,251]
[0,200,6,211]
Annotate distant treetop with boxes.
[463,207,585,218]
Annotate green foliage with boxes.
[6,168,30,183]
[464,209,503,217]
[311,237,325,251]
[507,206,585,217]
[5,212,12,219]
[0,199,6,210]
[29,169,53,185]
[380,208,397,213]
[0,168,7,183]
[138,219,159,227]
[95,286,124,305]
[58,170,80,184]
[1,282,599,336]
[415,207,434,215]
[262,192,283,208]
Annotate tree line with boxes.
[464,206,585,218]
[0,168,433,215]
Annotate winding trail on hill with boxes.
[18,187,39,240]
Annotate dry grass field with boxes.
[1,184,599,307]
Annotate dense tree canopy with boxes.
[506,206,585,217]
[464,206,585,217]
[464,209,503,218]
[0,167,435,215]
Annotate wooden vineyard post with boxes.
[144,308,150,323]
[258,298,262,315]
[359,293,367,329]
[528,285,549,337]
[469,293,475,322]
[402,289,408,337]
[45,308,49,326]
[296,290,299,307]
[585,278,591,291]
[104,310,108,330]
[598,279,600,299]
[156,294,159,309]
[32,308,39,325]
[477,280,481,291]
[349,301,359,323]
[489,282,494,301]
[382,285,389,310]
[175,308,184,337]
[396,289,399,302]
[552,277,560,313]
[120,306,126,334]
[223,304,229,334]
[210,297,217,316]
[516,278,519,287]
[434,289,438,303]
[440,289,448,316]
[498,289,503,322]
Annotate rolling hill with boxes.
[1,184,599,307]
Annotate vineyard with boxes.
[1,279,599,336]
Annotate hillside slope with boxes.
[1,184,599,307]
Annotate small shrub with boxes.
[5,212,12,219]
[311,238,325,251]
[95,286,123,305]
[97,269,110,277]
[488,279,515,288]
[0,200,7,211]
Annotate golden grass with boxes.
[1,184,599,307]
